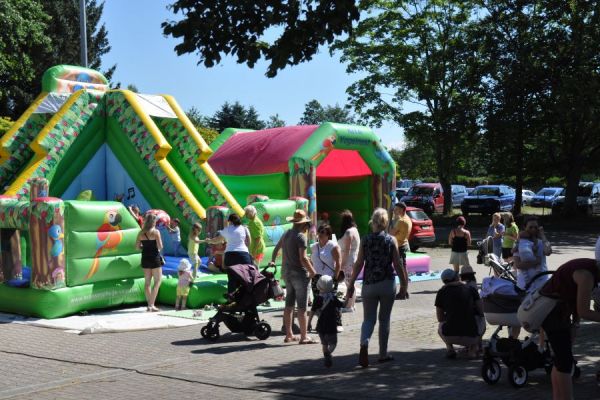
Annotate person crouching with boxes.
[435,269,483,359]
[312,275,345,367]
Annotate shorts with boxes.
[542,305,573,373]
[319,333,338,347]
[501,247,513,259]
[449,251,470,266]
[141,255,162,269]
[177,286,190,297]
[283,273,310,309]
[224,251,253,267]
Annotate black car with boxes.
[460,185,516,216]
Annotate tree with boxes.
[126,84,139,93]
[0,0,50,117]
[186,107,218,143]
[334,0,482,214]
[208,101,266,132]
[162,0,359,77]
[265,114,286,128]
[0,0,114,119]
[299,99,355,125]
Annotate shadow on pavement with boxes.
[251,323,600,400]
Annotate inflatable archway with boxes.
[209,123,396,235]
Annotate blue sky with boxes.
[100,1,405,149]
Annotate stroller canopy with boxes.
[227,264,270,307]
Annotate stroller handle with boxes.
[262,263,278,275]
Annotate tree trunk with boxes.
[563,159,583,216]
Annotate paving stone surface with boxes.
[1,233,598,399]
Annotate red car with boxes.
[406,206,436,251]
[400,183,445,214]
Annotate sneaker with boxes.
[336,326,344,333]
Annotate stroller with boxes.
[200,264,279,342]
[477,236,516,281]
[479,269,577,388]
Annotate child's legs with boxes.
[175,295,181,308]
[181,295,188,309]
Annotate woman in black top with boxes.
[448,216,471,273]
[135,213,164,312]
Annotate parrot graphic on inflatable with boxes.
[85,209,123,279]
[48,224,64,257]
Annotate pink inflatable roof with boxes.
[316,149,372,179]
[210,126,318,175]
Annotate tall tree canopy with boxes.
[0,0,114,119]
[335,0,482,214]
[299,99,355,125]
[162,0,359,77]
[209,101,266,132]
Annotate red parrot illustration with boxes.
[311,135,336,161]
[85,209,123,279]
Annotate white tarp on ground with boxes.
[0,306,204,335]
[135,94,176,118]
[33,93,71,114]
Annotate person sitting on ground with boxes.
[435,268,483,359]
[175,259,193,311]
[312,275,346,368]
[448,216,471,273]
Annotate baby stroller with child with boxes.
[200,264,281,342]
[479,268,583,388]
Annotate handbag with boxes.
[160,255,166,266]
[517,290,557,333]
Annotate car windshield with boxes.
[399,180,415,188]
[578,185,592,196]
[471,187,501,196]
[407,210,430,220]
[407,186,433,196]
[537,189,559,196]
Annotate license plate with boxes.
[469,205,480,209]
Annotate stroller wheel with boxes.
[481,360,501,385]
[254,322,271,340]
[507,365,528,388]
[201,325,220,342]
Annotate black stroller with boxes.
[200,264,279,342]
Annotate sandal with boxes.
[299,338,318,345]
[284,336,300,343]
[378,355,394,363]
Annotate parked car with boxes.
[451,184,468,208]
[396,179,422,198]
[401,183,444,214]
[552,182,600,215]
[521,190,535,206]
[466,187,475,195]
[530,187,564,208]
[460,185,516,216]
[406,206,436,251]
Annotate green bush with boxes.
[0,117,13,136]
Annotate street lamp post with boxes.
[79,0,88,67]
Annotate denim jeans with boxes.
[360,278,397,357]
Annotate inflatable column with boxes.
[289,157,317,241]
[29,177,49,199]
[30,197,65,289]
[0,195,23,282]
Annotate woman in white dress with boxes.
[338,210,360,311]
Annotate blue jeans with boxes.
[360,279,397,357]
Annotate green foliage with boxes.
[162,0,359,77]
[299,99,355,125]
[186,107,219,144]
[209,101,266,132]
[265,114,286,128]
[0,116,14,136]
[0,0,114,118]
[126,84,139,93]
